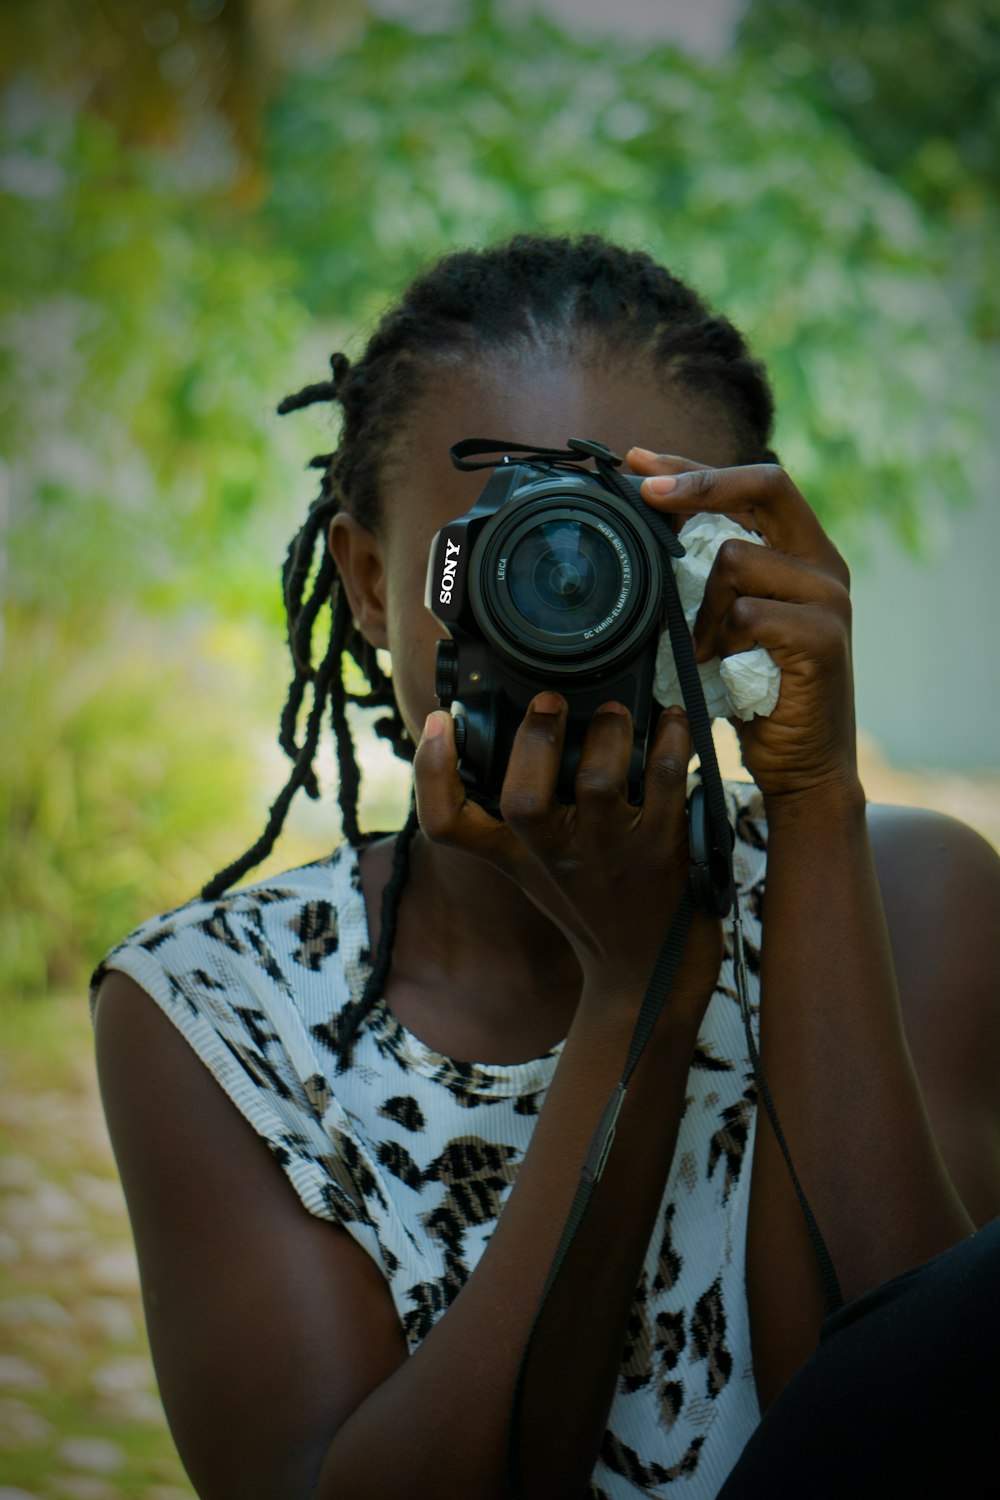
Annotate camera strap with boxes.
[450,437,618,473]
[447,439,844,1494]
[591,444,842,1307]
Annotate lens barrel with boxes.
[470,486,660,673]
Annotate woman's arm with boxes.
[95,972,411,1500]
[746,788,975,1403]
[630,451,985,1406]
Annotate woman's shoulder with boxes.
[868,803,1000,1223]
[91,840,408,1256]
[865,801,1000,1015]
[89,841,368,1024]
[866,799,999,872]
[866,803,1000,983]
[723,779,1000,904]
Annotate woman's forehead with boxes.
[380,353,741,527]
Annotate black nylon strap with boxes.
[505,884,696,1500]
[622,885,695,1084]
[598,458,733,911]
[450,438,595,471]
[730,897,844,1317]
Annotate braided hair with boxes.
[201,233,778,1043]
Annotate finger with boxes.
[626,447,706,475]
[640,706,694,838]
[625,448,759,537]
[572,702,635,820]
[498,692,573,848]
[692,539,850,663]
[639,462,848,582]
[413,711,516,863]
[709,596,850,675]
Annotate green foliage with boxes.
[262,10,993,548]
[739,0,1000,337]
[0,100,318,999]
[0,606,265,996]
[0,98,312,620]
[2,3,995,1000]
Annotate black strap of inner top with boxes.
[505,884,695,1500]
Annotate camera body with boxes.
[425,457,667,804]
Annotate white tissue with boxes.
[652,513,781,722]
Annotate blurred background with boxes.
[1,0,997,1494]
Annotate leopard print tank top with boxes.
[91,779,768,1497]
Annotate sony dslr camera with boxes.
[425,439,677,805]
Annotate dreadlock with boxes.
[200,232,778,1047]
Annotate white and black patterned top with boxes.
[91,779,769,1498]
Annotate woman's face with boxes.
[330,352,744,746]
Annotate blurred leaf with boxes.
[1,0,996,1003]
[0,605,273,997]
[0,102,316,620]
[260,11,992,549]
[739,0,1000,336]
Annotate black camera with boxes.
[425,439,671,805]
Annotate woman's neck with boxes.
[359,829,582,1064]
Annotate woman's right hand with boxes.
[413,694,722,1020]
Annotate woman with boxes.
[92,235,1000,1499]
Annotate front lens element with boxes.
[507,519,622,637]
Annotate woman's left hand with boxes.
[628,448,859,812]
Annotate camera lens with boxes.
[470,480,661,673]
[507,519,621,637]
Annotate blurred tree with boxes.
[0,103,313,614]
[0,99,313,996]
[738,0,1000,336]
[2,0,995,997]
[0,0,367,200]
[261,7,992,544]
[0,0,263,199]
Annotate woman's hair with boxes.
[200,233,777,1036]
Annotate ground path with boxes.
[0,998,193,1499]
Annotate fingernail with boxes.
[532,691,563,714]
[644,475,677,497]
[423,711,445,740]
[627,446,658,461]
